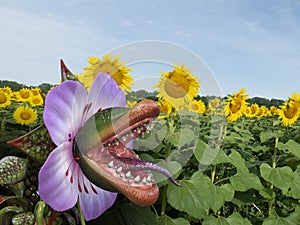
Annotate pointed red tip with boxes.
[7,136,24,150]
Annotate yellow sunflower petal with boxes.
[153,64,200,109]
[0,91,11,108]
[225,88,249,122]
[79,54,133,93]
[13,106,38,125]
[17,88,32,102]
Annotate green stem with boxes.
[211,165,216,183]
[77,201,86,225]
[34,201,46,225]
[268,137,279,216]
[272,137,279,168]
[160,185,168,216]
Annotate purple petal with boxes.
[78,176,117,221]
[44,81,88,146]
[88,73,126,116]
[38,142,78,211]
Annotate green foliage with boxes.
[1,81,300,224]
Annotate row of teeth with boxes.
[103,122,154,148]
[107,160,154,184]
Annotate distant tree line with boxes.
[0,80,285,108]
[0,80,52,93]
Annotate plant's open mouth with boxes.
[72,99,180,206]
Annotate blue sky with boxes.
[0,0,299,99]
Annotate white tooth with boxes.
[146,176,152,183]
[142,177,147,184]
[130,133,135,137]
[125,171,131,178]
[122,136,126,142]
[116,166,122,173]
[119,173,125,178]
[134,175,141,183]
[107,143,111,147]
[108,161,114,168]
[128,179,132,183]
[137,127,141,134]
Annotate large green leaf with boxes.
[93,203,158,225]
[262,215,295,225]
[153,159,182,186]
[165,128,195,148]
[277,140,300,158]
[260,130,275,143]
[167,171,211,219]
[228,150,248,174]
[260,163,293,194]
[194,140,229,166]
[209,184,234,213]
[226,212,252,225]
[0,156,27,185]
[202,215,230,225]
[287,166,300,199]
[158,215,190,225]
[230,172,263,191]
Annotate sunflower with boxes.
[225,88,249,122]
[153,64,200,109]
[126,100,137,108]
[188,99,206,114]
[244,103,259,117]
[0,86,12,95]
[79,54,133,93]
[0,90,11,108]
[31,87,42,96]
[158,99,173,118]
[30,95,44,107]
[13,106,38,125]
[17,88,32,102]
[269,106,279,116]
[208,97,221,109]
[256,106,268,118]
[278,96,300,126]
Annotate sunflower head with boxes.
[244,103,259,117]
[188,99,206,114]
[30,95,44,107]
[256,106,268,118]
[0,90,11,108]
[31,87,42,96]
[225,88,249,122]
[17,88,32,102]
[153,64,200,109]
[126,100,137,108]
[13,106,38,125]
[157,99,173,118]
[1,86,12,95]
[278,98,300,126]
[269,106,279,115]
[79,54,133,93]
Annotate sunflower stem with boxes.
[268,136,279,216]
[160,184,168,216]
[211,165,216,184]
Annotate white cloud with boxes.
[121,20,134,27]
[0,5,120,85]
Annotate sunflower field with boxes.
[1,55,300,225]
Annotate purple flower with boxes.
[38,73,126,220]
